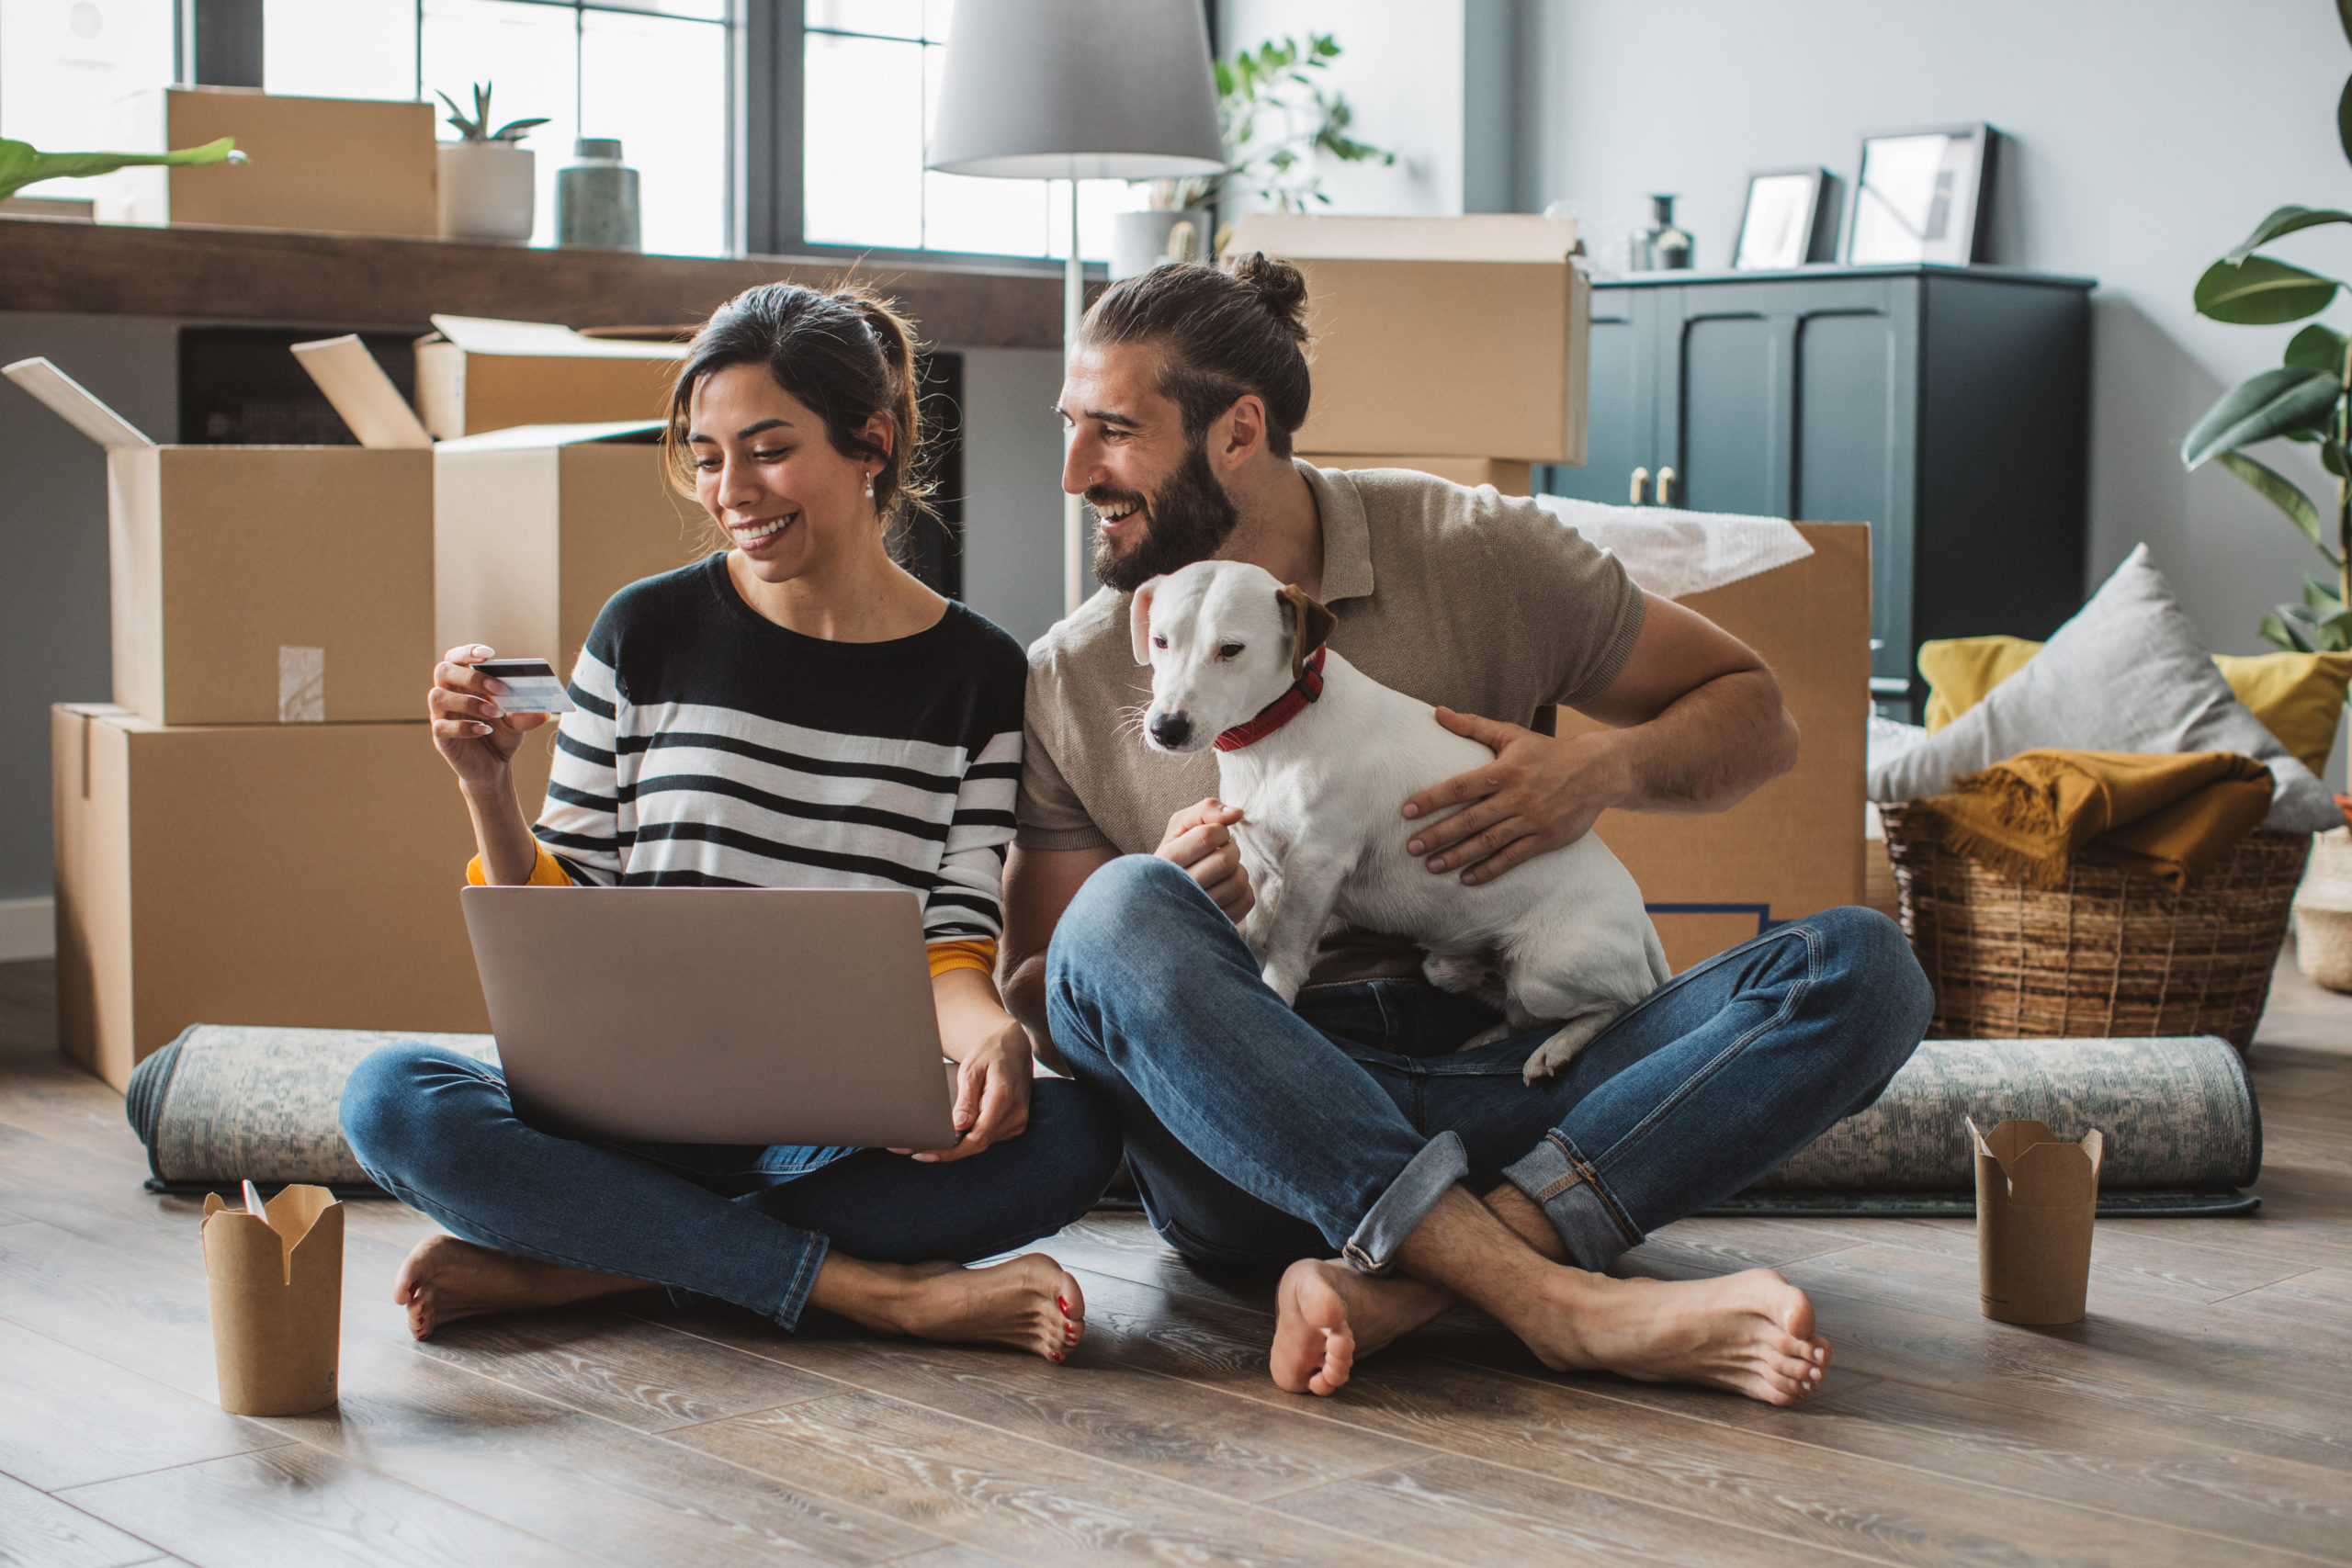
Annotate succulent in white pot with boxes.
[435,83,546,245]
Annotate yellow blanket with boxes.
[1918,750,2274,892]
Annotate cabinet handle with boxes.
[1630,467,1649,505]
[1657,466,1676,506]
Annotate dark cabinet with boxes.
[1541,265,2092,711]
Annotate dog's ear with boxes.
[1128,577,1162,666]
[1275,584,1338,681]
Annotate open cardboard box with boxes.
[5,356,434,727]
[53,704,558,1089]
[1230,214,1588,465]
[1553,523,1871,973]
[413,316,684,439]
[104,86,435,237]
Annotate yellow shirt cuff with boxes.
[927,937,998,979]
[466,847,572,886]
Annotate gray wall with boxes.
[956,346,1072,649]
[1509,0,2352,789]
[0,311,177,911]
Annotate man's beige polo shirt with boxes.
[1017,460,1645,987]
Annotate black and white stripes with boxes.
[532,557,1026,945]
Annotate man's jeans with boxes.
[1047,854,1932,1274]
[340,1044,1122,1329]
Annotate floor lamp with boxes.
[928,0,1226,615]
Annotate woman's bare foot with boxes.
[1515,1266,1831,1405]
[1272,1259,1451,1395]
[393,1235,646,1340]
[820,1252,1084,1362]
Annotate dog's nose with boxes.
[1149,712,1193,749]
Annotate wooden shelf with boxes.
[0,219,1067,349]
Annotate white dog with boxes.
[1135,559,1670,1083]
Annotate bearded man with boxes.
[1001,254,1930,1405]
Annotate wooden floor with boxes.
[3,955,2348,1568]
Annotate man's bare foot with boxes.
[831,1253,1084,1363]
[393,1235,645,1340]
[1515,1266,1830,1406]
[1272,1258,1452,1395]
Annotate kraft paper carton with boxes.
[413,315,684,439]
[107,87,435,237]
[201,1184,343,1416]
[1554,524,1871,973]
[52,705,557,1088]
[4,355,433,726]
[1970,1116,2104,1325]
[1231,214,1588,464]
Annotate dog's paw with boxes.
[1260,963,1306,1007]
[1520,1015,1614,1085]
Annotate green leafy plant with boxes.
[1144,33,1395,215]
[2179,11,2352,660]
[0,136,242,203]
[435,83,547,144]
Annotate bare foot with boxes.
[1272,1258,1451,1395]
[393,1235,645,1340]
[842,1253,1085,1363]
[1517,1267,1831,1406]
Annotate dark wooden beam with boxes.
[0,219,1066,349]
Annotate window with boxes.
[800,0,1139,260]
[0,0,175,195]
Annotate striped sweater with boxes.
[510,556,1025,976]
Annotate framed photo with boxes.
[1732,168,1838,270]
[1846,124,1996,265]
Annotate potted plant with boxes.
[435,84,546,245]
[0,135,242,207]
[1113,33,1395,279]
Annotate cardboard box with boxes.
[53,705,557,1089]
[1301,456,1532,496]
[414,316,684,439]
[1971,1117,2103,1325]
[1553,524,1871,973]
[435,422,704,675]
[107,86,435,237]
[1230,214,1588,464]
[5,357,435,726]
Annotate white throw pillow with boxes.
[1868,544,2340,831]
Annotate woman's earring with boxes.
[863,471,875,500]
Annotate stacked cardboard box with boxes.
[11,339,694,1088]
[1228,213,1589,497]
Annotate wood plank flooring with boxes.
[2,948,2347,1568]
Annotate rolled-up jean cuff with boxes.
[1341,1131,1468,1274]
[1503,1132,1641,1272]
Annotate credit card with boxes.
[473,658,578,715]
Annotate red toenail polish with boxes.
[1050,1351,1063,1362]
[1057,1295,1067,1313]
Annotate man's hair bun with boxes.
[1224,251,1309,342]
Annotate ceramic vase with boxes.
[557,139,640,252]
[436,141,535,245]
[1112,208,1213,279]
[2295,827,2352,993]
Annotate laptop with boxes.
[461,885,959,1149]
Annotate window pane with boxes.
[0,0,174,198]
[808,1,925,40]
[922,0,955,43]
[804,29,922,249]
[265,0,417,102]
[924,170,1046,256]
[581,10,728,257]
[421,0,579,249]
[585,0,728,19]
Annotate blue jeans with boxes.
[340,1044,1122,1329]
[1046,855,1931,1274]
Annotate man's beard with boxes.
[1089,437,1240,593]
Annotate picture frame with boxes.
[1732,167,1840,270]
[1846,123,1996,265]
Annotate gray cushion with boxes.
[1869,544,2340,831]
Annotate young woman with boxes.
[341,283,1119,1359]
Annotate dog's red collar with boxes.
[1215,647,1327,751]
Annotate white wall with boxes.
[1219,0,1467,218]
[1514,0,2352,788]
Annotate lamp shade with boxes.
[927,0,1226,180]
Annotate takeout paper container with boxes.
[1970,1116,2102,1325]
[199,1184,344,1415]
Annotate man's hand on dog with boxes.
[1157,797,1255,924]
[1402,708,1626,886]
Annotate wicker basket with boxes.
[1880,803,2311,1050]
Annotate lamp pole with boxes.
[1064,177,1085,614]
